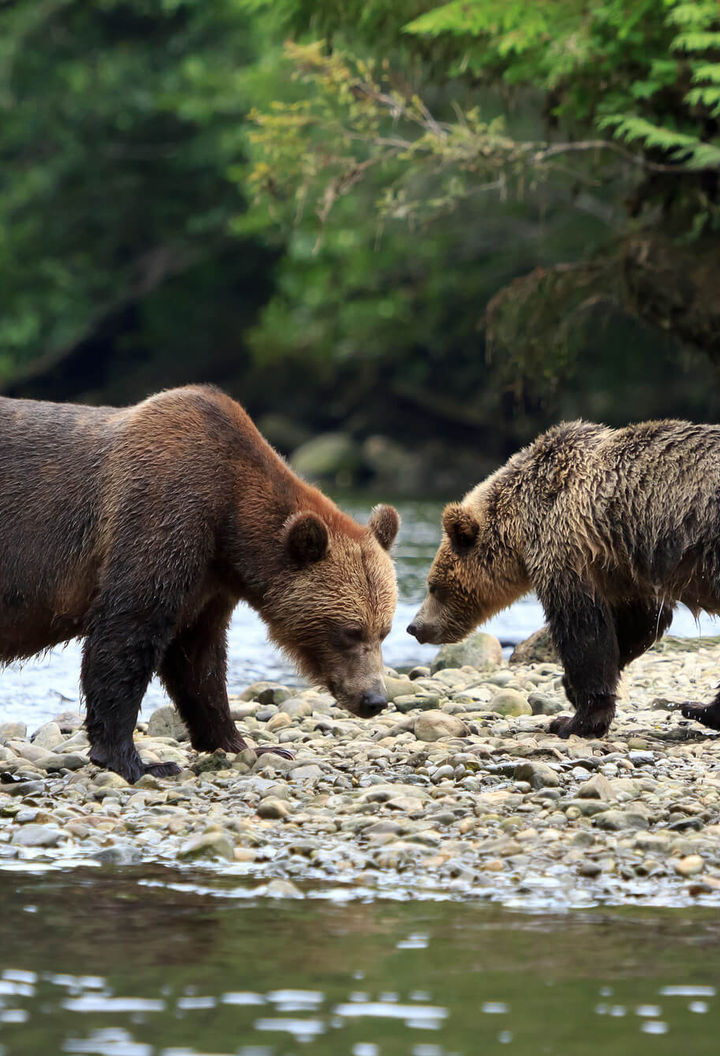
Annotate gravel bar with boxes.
[2,636,720,910]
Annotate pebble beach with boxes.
[2,634,720,910]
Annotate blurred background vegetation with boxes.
[1,0,719,494]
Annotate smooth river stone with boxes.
[414,711,469,742]
[394,694,441,714]
[178,832,235,861]
[430,631,503,673]
[513,761,560,789]
[31,722,64,751]
[578,773,615,801]
[489,689,532,717]
[0,722,27,742]
[147,706,188,741]
[11,824,62,848]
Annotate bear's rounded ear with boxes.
[442,503,479,553]
[284,512,329,565]
[368,504,400,550]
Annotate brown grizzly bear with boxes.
[408,419,720,739]
[0,386,399,782]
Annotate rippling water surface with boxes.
[0,869,719,1056]
[1,499,718,727]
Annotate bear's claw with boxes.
[90,753,181,783]
[681,702,720,731]
[255,745,294,760]
[143,761,182,778]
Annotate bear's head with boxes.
[266,503,400,717]
[407,483,529,645]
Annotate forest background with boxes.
[1,0,719,495]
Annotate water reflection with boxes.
[0,868,719,1055]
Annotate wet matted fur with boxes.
[0,386,399,781]
[409,420,720,738]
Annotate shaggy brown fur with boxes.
[408,419,720,738]
[0,386,399,781]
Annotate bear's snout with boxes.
[407,620,425,642]
[407,618,443,644]
[356,689,387,718]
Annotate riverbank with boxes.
[2,636,720,909]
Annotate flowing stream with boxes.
[0,868,718,1056]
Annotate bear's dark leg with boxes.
[160,598,240,752]
[159,599,292,761]
[82,618,180,783]
[544,587,619,738]
[609,600,720,731]
[81,506,217,781]
[614,599,673,670]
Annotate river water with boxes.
[0,868,718,1056]
[0,499,717,729]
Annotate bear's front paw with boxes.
[681,702,720,731]
[91,752,181,783]
[546,711,612,739]
[547,714,575,738]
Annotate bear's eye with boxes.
[331,624,365,647]
[428,581,446,602]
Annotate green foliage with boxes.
[599,1,720,171]
[406,0,720,177]
[244,0,720,367]
[0,0,282,381]
[245,180,637,452]
[249,2,720,245]
[247,41,534,235]
[1,0,719,463]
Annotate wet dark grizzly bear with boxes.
[408,419,720,739]
[0,386,400,782]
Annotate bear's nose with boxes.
[357,690,387,718]
[407,621,425,643]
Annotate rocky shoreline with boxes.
[2,635,720,909]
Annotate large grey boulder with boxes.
[147,706,188,742]
[509,625,557,665]
[361,435,423,494]
[490,689,531,717]
[430,631,503,672]
[414,711,469,742]
[290,433,363,487]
